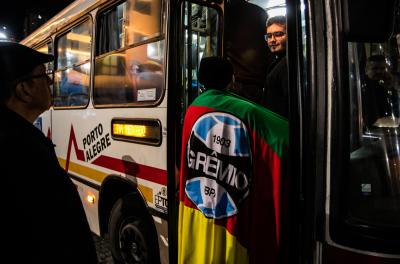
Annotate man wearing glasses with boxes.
[263,15,289,118]
[0,41,97,263]
[265,16,287,55]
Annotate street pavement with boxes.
[93,234,114,264]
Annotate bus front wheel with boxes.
[109,194,159,264]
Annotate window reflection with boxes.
[362,55,399,128]
[57,21,91,69]
[94,0,163,106]
[126,0,161,44]
[96,0,161,56]
[54,63,90,107]
[348,30,400,227]
[54,19,92,107]
[93,41,164,105]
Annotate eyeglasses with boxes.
[265,31,286,40]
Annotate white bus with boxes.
[22,0,400,263]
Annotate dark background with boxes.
[0,0,75,41]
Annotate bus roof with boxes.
[20,0,103,47]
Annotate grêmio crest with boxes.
[185,112,252,219]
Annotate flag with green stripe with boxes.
[178,89,289,264]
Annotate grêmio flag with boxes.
[178,89,288,264]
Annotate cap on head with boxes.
[198,56,234,90]
[0,41,54,84]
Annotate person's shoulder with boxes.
[224,91,288,123]
[193,89,227,102]
[236,100,289,156]
[191,90,288,147]
[0,108,20,139]
[228,0,267,17]
[249,101,288,122]
[240,98,288,130]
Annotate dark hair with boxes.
[198,56,234,90]
[266,16,286,28]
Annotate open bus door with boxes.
[169,0,400,263]
[167,1,223,263]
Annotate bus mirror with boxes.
[342,0,396,42]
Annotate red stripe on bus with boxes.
[47,127,52,139]
[91,155,167,185]
[66,125,85,172]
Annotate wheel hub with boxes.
[119,222,147,264]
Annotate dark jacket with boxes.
[263,52,289,118]
[0,106,97,263]
[225,0,269,102]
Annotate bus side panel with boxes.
[51,105,168,235]
[34,110,52,138]
[72,180,100,235]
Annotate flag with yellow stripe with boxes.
[178,89,288,263]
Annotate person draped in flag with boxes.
[178,56,289,263]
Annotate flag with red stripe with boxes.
[178,89,288,263]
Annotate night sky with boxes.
[0,0,75,41]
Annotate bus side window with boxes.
[54,20,92,107]
[94,0,164,106]
[36,42,54,72]
[36,42,54,97]
[96,4,125,55]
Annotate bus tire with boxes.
[109,194,159,264]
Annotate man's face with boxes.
[366,61,388,81]
[266,23,287,53]
[26,64,52,113]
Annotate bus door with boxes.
[290,0,400,262]
[168,0,222,262]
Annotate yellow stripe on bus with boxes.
[58,158,108,182]
[138,184,153,203]
[57,158,154,203]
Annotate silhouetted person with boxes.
[0,41,97,263]
[362,54,398,127]
[178,57,288,263]
[225,0,269,103]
